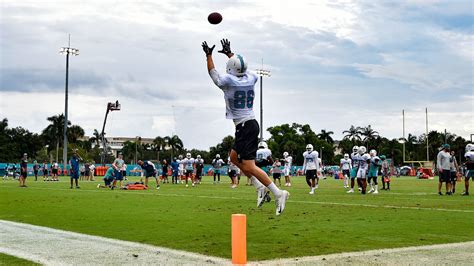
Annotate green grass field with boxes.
[0,176,473,261]
[0,253,39,266]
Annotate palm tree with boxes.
[68,125,85,143]
[342,125,362,145]
[41,114,71,161]
[360,125,379,141]
[164,135,183,159]
[89,129,101,147]
[152,136,166,161]
[318,129,334,144]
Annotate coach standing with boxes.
[437,144,452,196]
[19,153,28,187]
[69,151,81,189]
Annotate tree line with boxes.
[0,116,470,166]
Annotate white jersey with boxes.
[340,158,352,170]
[209,68,258,125]
[89,164,95,173]
[178,159,184,170]
[182,158,195,171]
[437,150,451,170]
[256,148,272,163]
[212,158,225,169]
[228,156,239,171]
[358,153,371,170]
[351,152,360,168]
[284,156,293,168]
[303,151,319,171]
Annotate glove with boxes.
[201,41,215,56]
[218,38,232,55]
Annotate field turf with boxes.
[0,253,39,265]
[0,176,473,261]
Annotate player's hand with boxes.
[202,41,215,56]
[218,38,232,55]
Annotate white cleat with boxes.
[257,187,267,208]
[358,187,362,191]
[373,190,379,194]
[231,184,237,189]
[275,190,290,216]
[347,189,354,193]
[288,183,291,187]
[97,184,101,188]
[315,184,319,189]
[185,184,188,187]
[368,189,374,194]
[156,186,160,190]
[309,190,314,195]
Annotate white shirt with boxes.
[89,164,95,172]
[256,148,272,163]
[209,68,258,125]
[303,151,319,171]
[212,158,224,169]
[351,152,360,168]
[340,158,352,170]
[358,153,371,170]
[178,159,184,169]
[182,158,195,171]
[228,156,239,171]
[437,150,451,170]
[284,156,293,168]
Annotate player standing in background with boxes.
[51,160,59,181]
[161,159,170,184]
[303,144,319,194]
[228,153,239,188]
[367,149,380,194]
[138,160,160,189]
[178,155,184,184]
[19,153,28,187]
[272,159,282,187]
[255,141,273,175]
[89,162,95,181]
[380,155,390,190]
[111,153,125,189]
[449,151,459,194]
[356,146,370,194]
[462,143,474,196]
[282,152,293,187]
[42,161,49,181]
[194,155,204,184]
[121,163,127,181]
[171,158,179,184]
[340,153,352,188]
[437,144,452,196]
[202,38,289,215]
[182,153,195,187]
[69,151,81,189]
[212,154,225,184]
[33,160,39,181]
[347,146,360,193]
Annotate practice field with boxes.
[0,176,473,261]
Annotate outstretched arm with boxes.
[218,39,234,58]
[202,41,215,72]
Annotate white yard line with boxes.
[7,186,473,214]
[1,220,473,265]
[0,220,228,265]
[254,241,474,265]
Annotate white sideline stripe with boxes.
[254,241,474,265]
[0,219,229,265]
[9,186,474,214]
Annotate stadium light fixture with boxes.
[255,67,271,142]
[59,34,79,173]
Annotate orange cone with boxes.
[232,214,247,264]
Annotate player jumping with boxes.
[202,38,289,215]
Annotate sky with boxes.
[0,0,473,150]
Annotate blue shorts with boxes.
[71,171,79,179]
[114,170,123,181]
[350,168,358,179]
[104,177,114,186]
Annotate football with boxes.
[208,12,222,24]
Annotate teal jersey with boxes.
[104,167,115,179]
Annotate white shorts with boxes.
[179,168,184,175]
[357,168,367,179]
[284,167,291,176]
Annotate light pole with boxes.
[255,67,271,141]
[59,35,79,174]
